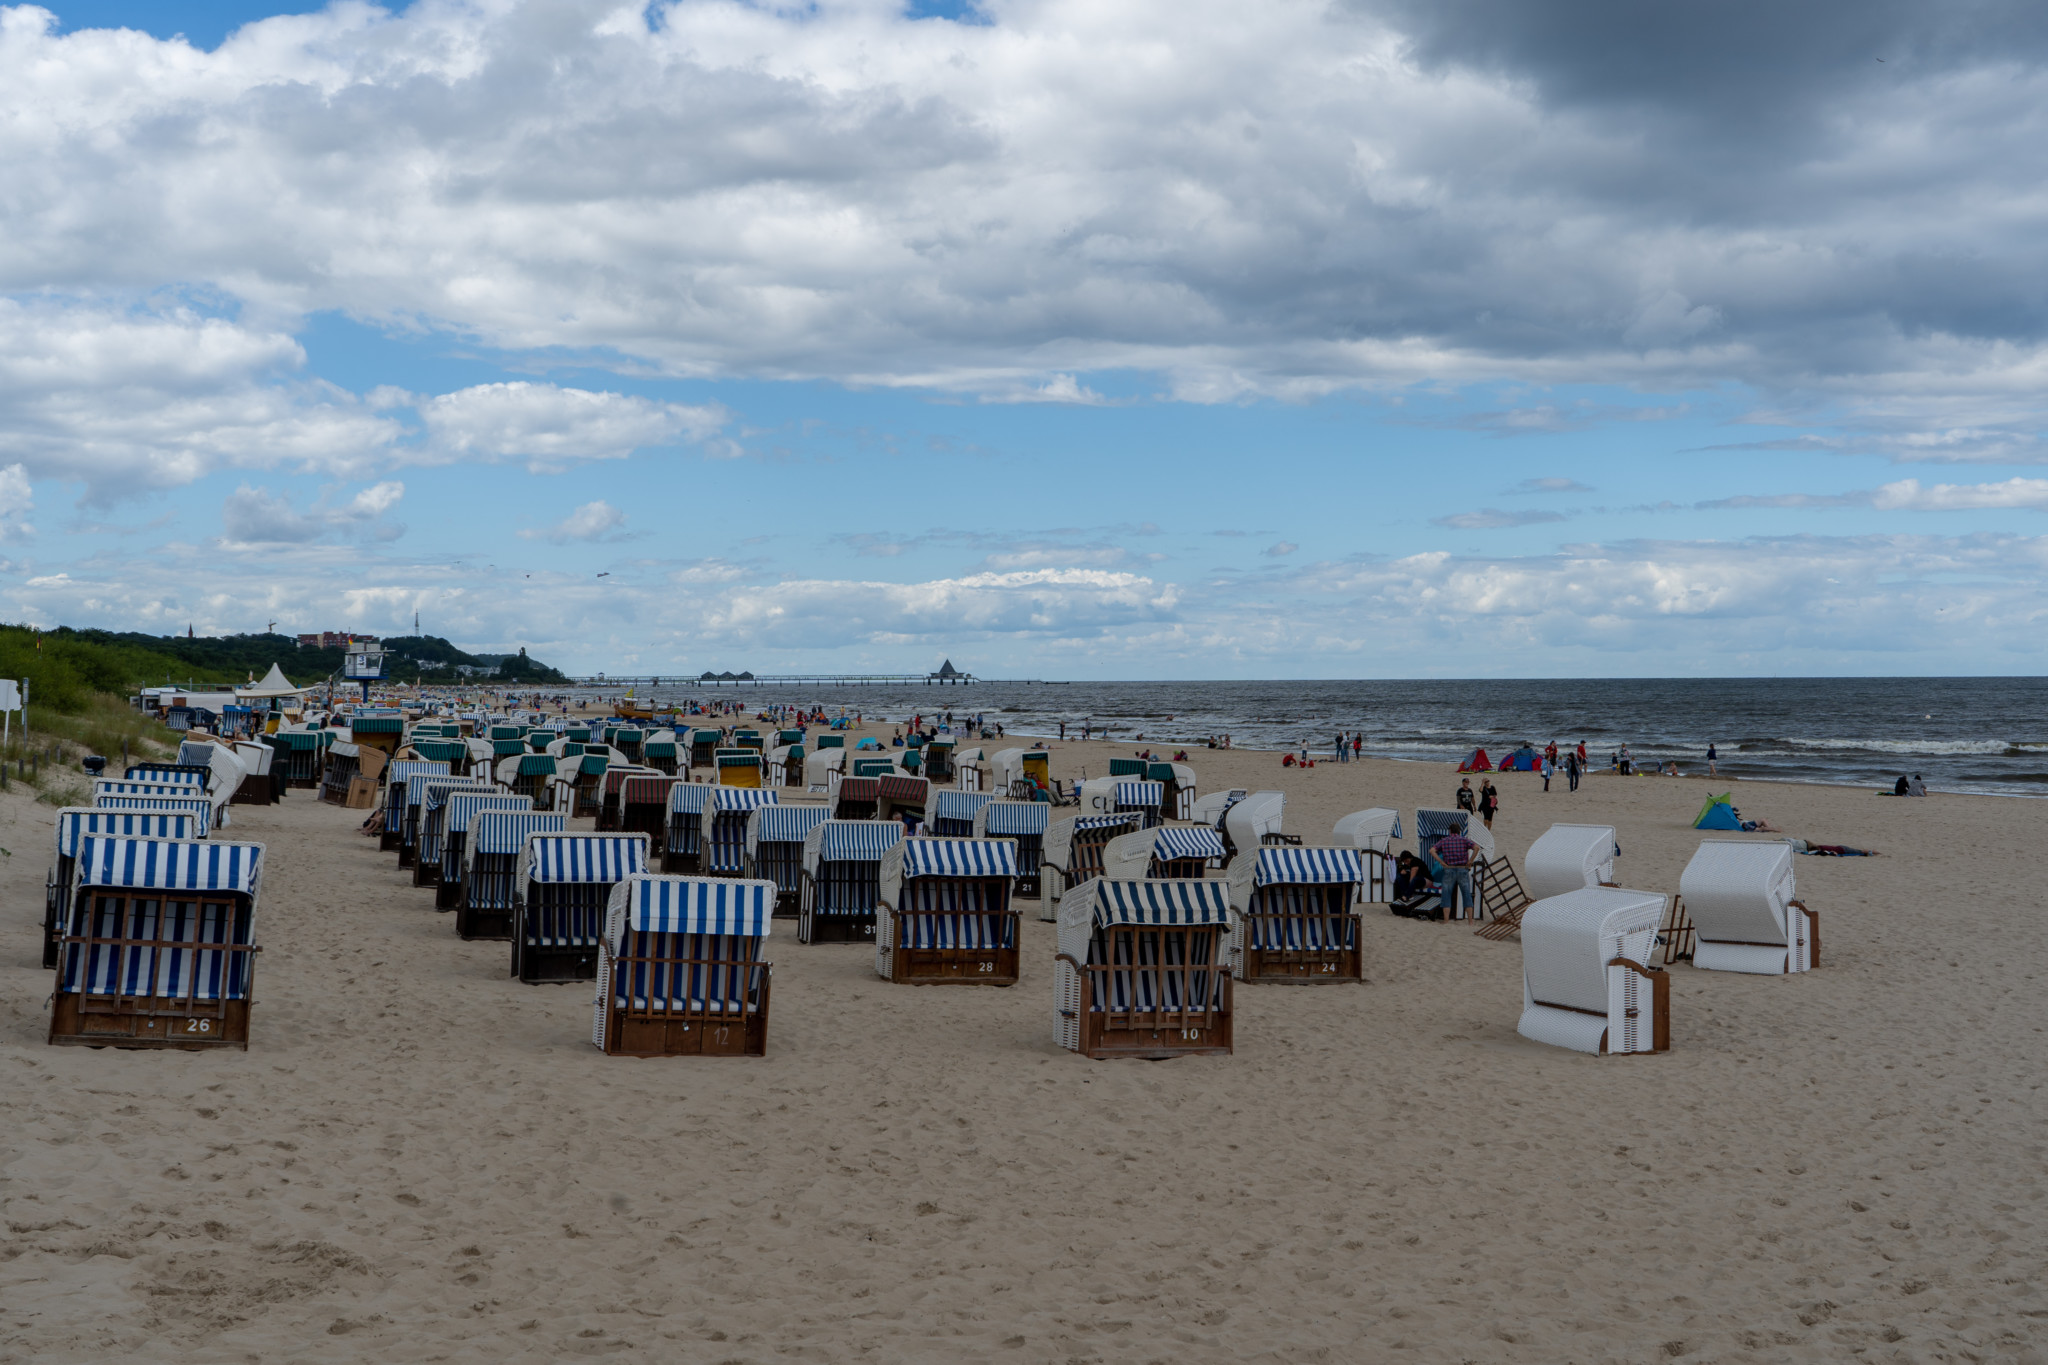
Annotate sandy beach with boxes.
[3,721,2042,1363]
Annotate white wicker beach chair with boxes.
[1516,886,1670,1055]
[1522,823,1619,901]
[1677,840,1815,974]
[1039,812,1144,922]
[1332,808,1402,901]
[1100,824,1227,880]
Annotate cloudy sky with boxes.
[2,0,2045,678]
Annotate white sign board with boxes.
[0,679,19,712]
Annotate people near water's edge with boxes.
[1707,741,1718,777]
[1478,779,1499,829]
[1540,751,1554,792]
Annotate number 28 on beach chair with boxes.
[874,837,1021,985]
[591,875,773,1057]
[1676,840,1817,974]
[512,834,651,983]
[1516,887,1671,1056]
[50,837,265,1050]
[1055,878,1233,1059]
[1226,846,1366,983]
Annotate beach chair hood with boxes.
[973,800,1050,839]
[877,837,1018,908]
[1101,824,1226,879]
[745,803,830,857]
[801,819,904,877]
[515,833,649,888]
[466,812,568,873]
[1523,824,1619,901]
[1679,840,1802,973]
[1043,812,1142,871]
[1225,845,1364,912]
[1332,808,1403,849]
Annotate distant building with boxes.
[931,659,964,679]
[296,631,354,649]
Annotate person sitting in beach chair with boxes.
[1390,851,1439,918]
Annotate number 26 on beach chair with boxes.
[1054,878,1233,1059]
[50,837,265,1050]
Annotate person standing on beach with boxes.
[1541,752,1554,792]
[1566,747,1580,792]
[1576,741,1588,771]
[1478,779,1500,829]
[1707,742,1718,776]
[1456,778,1475,813]
[1352,734,1362,761]
[1434,823,1477,920]
[1059,721,1066,741]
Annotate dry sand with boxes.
[2,719,2043,1363]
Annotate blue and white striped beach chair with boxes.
[592,875,774,1056]
[875,837,1020,983]
[797,819,904,944]
[663,782,716,874]
[929,789,994,838]
[437,793,535,910]
[1053,878,1233,1059]
[1101,824,1227,880]
[93,794,215,839]
[50,835,265,1050]
[382,760,452,851]
[413,777,495,886]
[1037,812,1143,922]
[512,833,649,982]
[1225,846,1365,982]
[974,799,1051,898]
[45,808,198,969]
[745,803,831,917]
[459,811,567,940]
[706,787,778,877]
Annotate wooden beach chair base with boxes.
[1659,897,1696,965]
[1239,943,1361,983]
[513,939,601,983]
[435,877,464,911]
[800,910,875,944]
[457,899,514,941]
[878,912,1019,985]
[50,994,251,1050]
[597,986,771,1058]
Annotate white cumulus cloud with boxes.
[521,499,630,543]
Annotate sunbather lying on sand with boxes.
[1786,837,1879,856]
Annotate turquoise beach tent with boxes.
[1694,793,1742,830]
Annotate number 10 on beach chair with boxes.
[591,875,773,1057]
[1055,878,1233,1059]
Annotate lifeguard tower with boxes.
[343,640,388,702]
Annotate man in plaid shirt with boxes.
[1434,824,1477,919]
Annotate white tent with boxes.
[236,663,309,701]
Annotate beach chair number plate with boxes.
[978,961,996,973]
[184,1018,214,1033]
